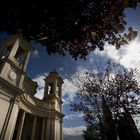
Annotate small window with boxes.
[56,84,59,92]
[48,83,53,94]
[15,47,25,64]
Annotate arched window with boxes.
[48,83,53,95]
[15,47,25,65]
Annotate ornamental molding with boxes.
[19,93,64,119]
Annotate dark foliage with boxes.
[117,108,140,140]
[0,0,139,59]
[83,125,102,140]
[70,61,140,139]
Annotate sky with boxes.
[0,4,140,140]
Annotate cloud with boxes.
[31,49,40,57]
[33,73,48,99]
[28,36,140,140]
[32,73,86,140]
[32,37,140,102]
[62,79,78,104]
[63,126,86,136]
[34,88,44,99]
[33,74,46,88]
[97,38,140,69]
[78,37,140,81]
[64,113,83,120]
[59,67,64,72]
[63,135,83,140]
[31,37,140,101]
[31,71,78,102]
[80,37,140,71]
[32,72,78,103]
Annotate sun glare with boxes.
[119,37,140,69]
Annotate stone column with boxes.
[60,121,63,140]
[16,111,26,140]
[53,81,57,94]
[2,99,19,140]
[45,118,51,140]
[8,39,20,58]
[31,116,37,140]
[43,82,48,100]
[18,74,25,89]
[58,84,62,98]
[51,118,55,140]
[22,51,30,72]
[41,118,45,140]
[0,99,14,140]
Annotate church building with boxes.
[0,35,64,140]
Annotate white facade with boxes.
[0,35,64,140]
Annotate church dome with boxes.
[49,71,59,75]
[49,70,59,77]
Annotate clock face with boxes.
[9,71,17,80]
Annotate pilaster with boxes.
[8,39,20,58]
[31,116,37,140]
[16,111,26,140]
[45,117,51,140]
[1,98,19,140]
[41,118,46,140]
[23,51,30,71]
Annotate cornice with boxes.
[45,94,63,103]
[19,93,64,119]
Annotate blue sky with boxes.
[0,4,140,140]
[29,4,140,139]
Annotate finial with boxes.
[53,67,56,72]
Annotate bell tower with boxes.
[0,35,35,140]
[43,70,63,111]
[0,35,33,89]
[44,71,63,97]
[43,70,64,140]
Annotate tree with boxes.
[70,61,140,139]
[117,106,140,140]
[83,125,102,140]
[0,0,139,59]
